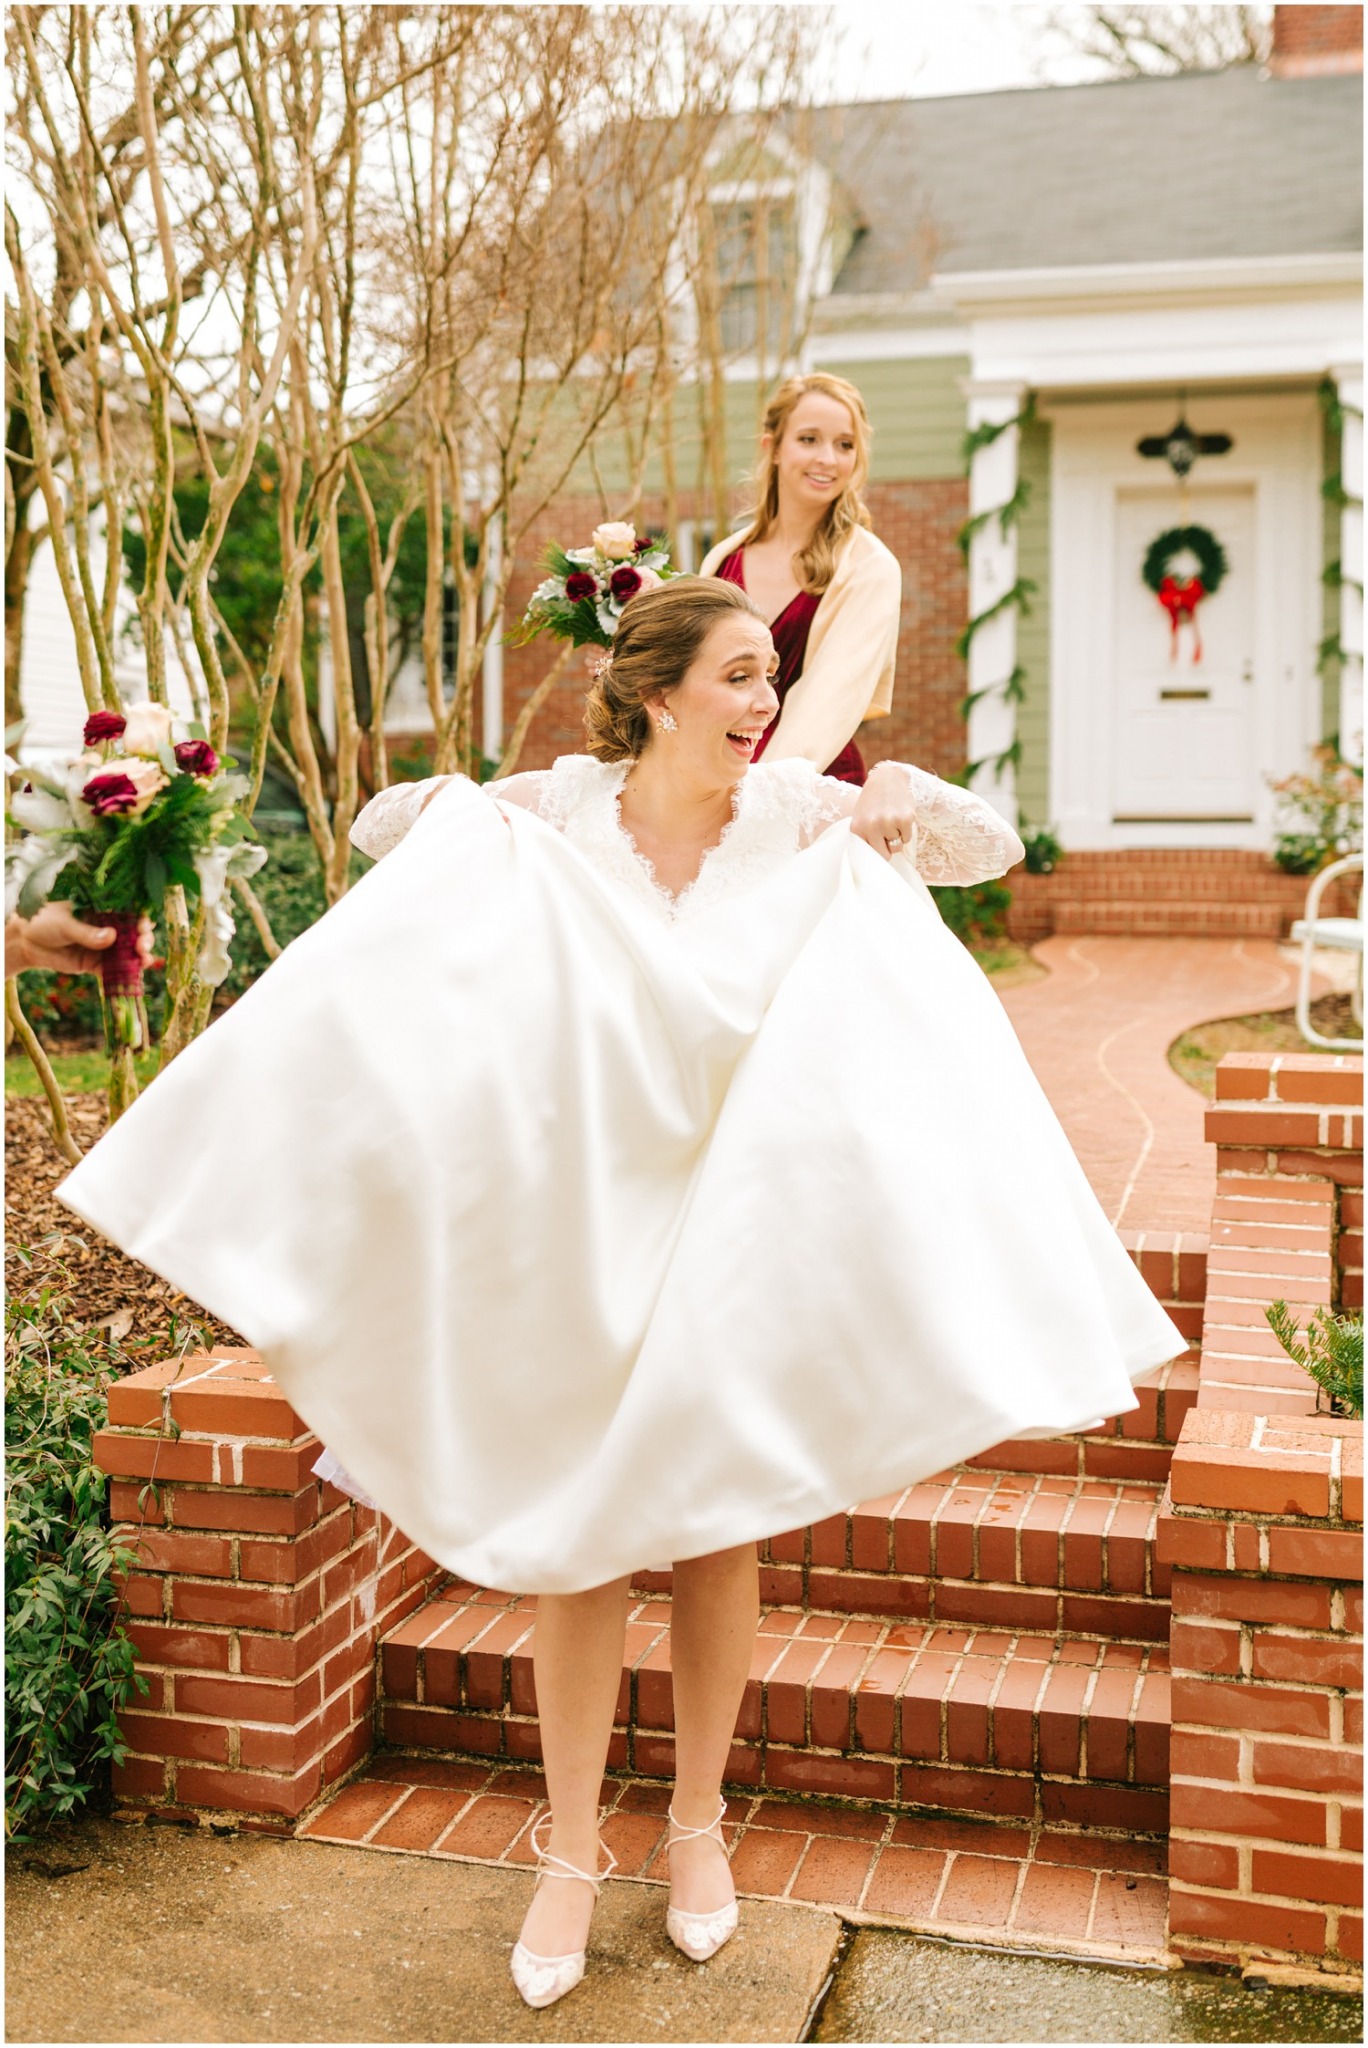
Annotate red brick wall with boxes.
[1162,1410,1363,1974]
[1162,1053,1364,1975]
[95,1350,444,1828]
[493,481,970,782]
[1270,4,1363,74]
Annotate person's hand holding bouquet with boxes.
[6,705,266,1096]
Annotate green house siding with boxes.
[810,355,970,481]
[1322,404,1343,744]
[1014,415,1053,829]
[562,353,971,503]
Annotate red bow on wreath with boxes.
[1157,574,1206,661]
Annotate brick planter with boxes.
[93,1349,442,1828]
[1162,1051,1364,1977]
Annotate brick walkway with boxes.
[997,936,1319,1235]
[302,1757,1169,1964]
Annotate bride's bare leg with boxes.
[520,1574,632,1958]
[667,1542,759,1914]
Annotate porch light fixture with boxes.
[1137,407,1233,480]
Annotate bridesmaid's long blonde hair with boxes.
[739,372,873,595]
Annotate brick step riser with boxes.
[1051,906,1290,938]
[636,1567,1170,1644]
[378,1599,1172,1836]
[630,1481,1172,1640]
[378,1707,1168,1835]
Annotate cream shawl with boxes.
[699,522,902,770]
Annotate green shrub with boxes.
[930,878,1013,950]
[1020,825,1064,876]
[218,826,371,1002]
[5,1265,148,1838]
[1266,1299,1364,1420]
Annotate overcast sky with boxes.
[824,2,1106,102]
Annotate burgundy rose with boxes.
[174,738,219,778]
[84,709,127,746]
[609,564,642,602]
[81,770,141,817]
[564,570,599,603]
[634,535,653,553]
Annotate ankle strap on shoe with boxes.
[529,1814,619,1895]
[666,1794,728,1847]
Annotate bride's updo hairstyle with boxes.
[583,576,762,761]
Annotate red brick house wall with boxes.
[491,480,970,784]
[1270,4,1363,76]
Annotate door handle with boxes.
[1160,688,1210,701]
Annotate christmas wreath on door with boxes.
[1141,523,1228,662]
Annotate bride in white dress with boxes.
[60,578,1186,2007]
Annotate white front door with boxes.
[1111,486,1258,823]
[1048,390,1322,850]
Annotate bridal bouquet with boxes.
[513,520,677,650]
[6,703,267,1054]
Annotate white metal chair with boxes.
[1290,853,1364,1052]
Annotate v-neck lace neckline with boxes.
[610,767,745,916]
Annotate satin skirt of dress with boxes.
[59,779,1187,1594]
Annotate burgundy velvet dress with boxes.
[716,548,866,785]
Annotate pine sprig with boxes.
[1266,1300,1364,1420]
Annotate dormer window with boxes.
[712,194,798,357]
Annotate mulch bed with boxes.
[6,1093,245,1367]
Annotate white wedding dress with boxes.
[59,755,1187,1593]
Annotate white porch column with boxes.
[963,379,1027,827]
[316,593,337,755]
[480,511,504,762]
[1333,364,1363,767]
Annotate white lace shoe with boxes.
[509,1816,618,2010]
[665,1795,738,1962]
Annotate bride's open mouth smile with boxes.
[726,730,764,758]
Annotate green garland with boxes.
[956,395,1037,788]
[1141,524,1227,598]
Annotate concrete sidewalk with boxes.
[996,935,1326,1235]
[9,1818,1360,2045]
[6,1818,840,2044]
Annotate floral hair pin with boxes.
[589,649,614,681]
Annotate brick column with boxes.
[1161,1411,1363,1974]
[1163,1050,1364,1976]
[94,1349,444,1829]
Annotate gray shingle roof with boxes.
[804,67,1362,292]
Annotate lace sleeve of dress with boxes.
[349,780,452,860]
[896,764,1026,885]
[484,769,554,821]
[751,758,854,848]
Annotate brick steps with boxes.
[1005,853,1360,946]
[378,1583,1171,1834]
[373,1366,1200,1833]
[638,1472,1171,1643]
[1051,901,1288,939]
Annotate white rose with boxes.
[633,566,663,594]
[121,702,175,756]
[123,758,169,814]
[591,521,637,561]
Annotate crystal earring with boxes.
[659,709,678,733]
